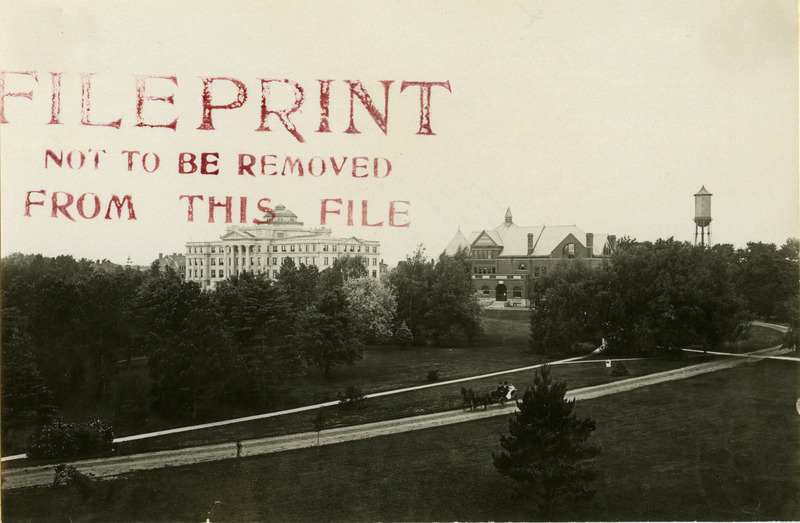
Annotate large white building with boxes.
[185,204,382,289]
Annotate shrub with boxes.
[394,322,414,346]
[52,463,96,505]
[28,419,113,460]
[337,385,366,410]
[427,369,441,382]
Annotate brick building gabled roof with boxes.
[446,208,614,258]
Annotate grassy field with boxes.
[108,356,696,456]
[4,315,783,459]
[4,357,798,521]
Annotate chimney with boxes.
[527,233,534,254]
[586,233,594,258]
[159,253,163,259]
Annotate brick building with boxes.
[445,208,615,306]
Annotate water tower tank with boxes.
[694,186,712,227]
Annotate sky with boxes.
[1,0,797,267]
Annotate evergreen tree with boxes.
[493,365,600,518]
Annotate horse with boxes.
[460,387,477,410]
[460,387,492,411]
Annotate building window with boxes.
[282,245,287,252]
[518,263,526,271]
[272,246,278,252]
[211,259,216,266]
[481,286,490,295]
[272,257,277,265]
[372,258,377,265]
[290,245,295,252]
[324,257,329,265]
[563,243,575,259]
[513,287,522,298]
[534,267,540,277]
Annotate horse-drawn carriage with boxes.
[460,383,517,411]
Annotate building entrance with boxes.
[495,284,507,301]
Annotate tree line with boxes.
[530,238,799,356]
[1,247,482,447]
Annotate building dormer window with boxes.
[563,243,576,259]
[518,263,526,271]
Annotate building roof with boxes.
[444,208,613,258]
[444,228,469,254]
[694,185,712,196]
[187,204,379,245]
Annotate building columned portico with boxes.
[185,204,382,290]
[445,208,615,307]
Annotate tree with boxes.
[212,272,304,409]
[1,308,56,439]
[275,257,320,309]
[493,365,600,518]
[734,240,799,320]
[342,276,397,344]
[387,246,434,342]
[297,288,364,377]
[530,260,598,355]
[389,246,483,346]
[423,249,483,345]
[589,238,739,355]
[312,407,328,451]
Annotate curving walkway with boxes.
[3,339,795,490]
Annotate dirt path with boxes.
[4,342,793,490]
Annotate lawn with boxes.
[4,357,798,521]
[106,355,696,456]
[5,314,783,459]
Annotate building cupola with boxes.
[504,207,513,225]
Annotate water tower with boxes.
[694,186,712,247]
